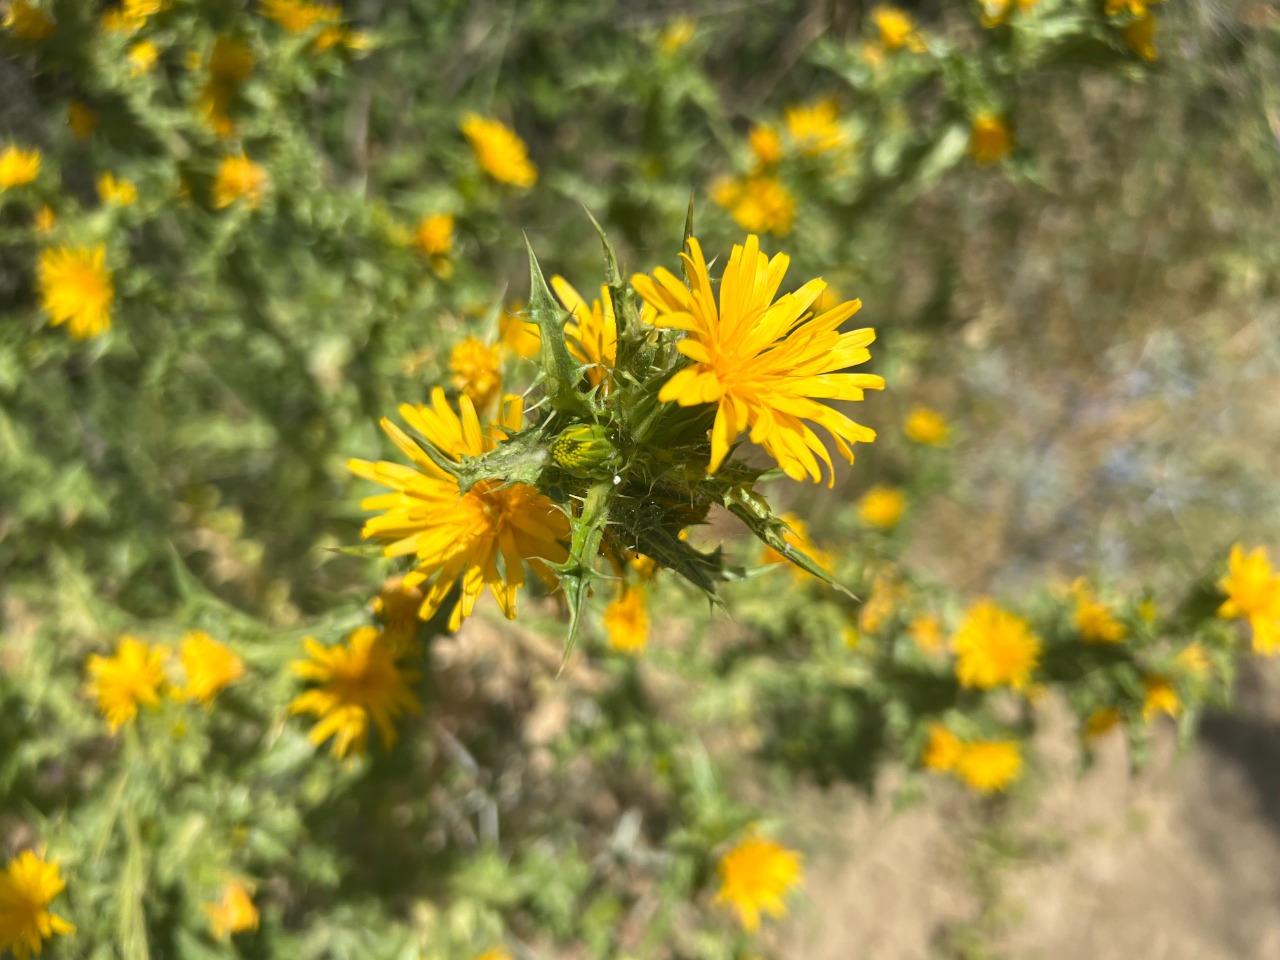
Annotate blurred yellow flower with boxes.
[86,636,169,733]
[101,0,163,33]
[174,631,245,704]
[38,245,114,340]
[260,0,337,33]
[605,586,649,653]
[372,574,425,651]
[2,0,53,39]
[204,879,258,940]
[908,614,944,653]
[0,145,39,189]
[784,99,845,156]
[449,335,503,411]
[33,205,55,232]
[460,113,537,188]
[0,851,74,959]
[414,212,454,257]
[858,485,905,528]
[871,5,925,52]
[201,36,255,138]
[1176,641,1211,681]
[1217,543,1280,655]
[714,835,802,932]
[1122,10,1158,61]
[857,572,901,634]
[748,124,782,169]
[922,723,962,772]
[97,172,138,206]
[127,40,158,75]
[348,389,570,630]
[658,15,695,53]
[903,405,949,445]
[474,949,513,960]
[710,173,795,236]
[1071,580,1127,644]
[952,599,1041,691]
[67,102,96,140]
[970,111,1013,166]
[552,276,617,393]
[1141,676,1180,723]
[633,234,883,484]
[955,740,1022,793]
[290,626,421,758]
[1084,706,1122,741]
[979,0,1036,28]
[213,154,269,209]
[499,300,540,359]
[761,512,834,581]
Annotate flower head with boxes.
[1071,580,1127,644]
[710,174,795,236]
[904,405,949,445]
[414,212,454,258]
[97,173,138,206]
[1121,10,1158,61]
[1175,641,1211,681]
[952,599,1041,691]
[748,124,782,168]
[714,835,802,932]
[460,114,537,188]
[857,485,905,528]
[633,234,884,484]
[259,0,338,33]
[0,851,74,959]
[784,99,845,156]
[908,614,944,653]
[38,245,114,340]
[871,5,925,52]
[86,636,168,732]
[2,1,53,39]
[955,740,1022,793]
[127,40,159,75]
[1217,544,1280,656]
[0,146,40,189]
[604,586,649,654]
[552,276,617,392]
[922,723,962,772]
[1141,676,1180,723]
[499,300,540,359]
[761,512,834,581]
[658,16,695,53]
[290,626,421,758]
[174,631,245,704]
[204,879,258,940]
[448,336,503,411]
[1084,707,1122,741]
[213,154,268,209]
[979,0,1037,27]
[970,112,1013,166]
[348,389,570,630]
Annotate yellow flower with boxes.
[0,145,40,189]
[633,234,884,484]
[213,154,268,210]
[1084,706,1122,741]
[173,631,245,704]
[1218,543,1280,656]
[290,626,421,758]
[2,0,53,39]
[348,389,570,630]
[0,851,74,959]
[371,575,425,651]
[955,740,1022,793]
[86,636,169,732]
[259,0,338,33]
[448,336,503,412]
[658,15,695,53]
[714,835,802,932]
[499,300,540,359]
[710,173,795,236]
[101,0,163,32]
[97,172,138,207]
[903,405,949,445]
[414,212,454,258]
[760,512,834,581]
[871,5,925,52]
[474,949,513,960]
[952,599,1041,691]
[38,245,114,340]
[67,102,96,141]
[1121,10,1158,61]
[784,99,845,156]
[908,614,944,653]
[922,723,962,772]
[970,111,1013,166]
[200,36,254,138]
[604,586,649,654]
[748,124,782,169]
[127,40,158,75]
[857,485,905,528]
[1175,641,1211,681]
[204,879,258,940]
[33,205,55,233]
[857,572,901,634]
[1141,676,1180,723]
[460,113,537,188]
[552,276,617,393]
[1071,580,1127,644]
[978,0,1036,28]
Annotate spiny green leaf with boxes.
[525,234,590,416]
